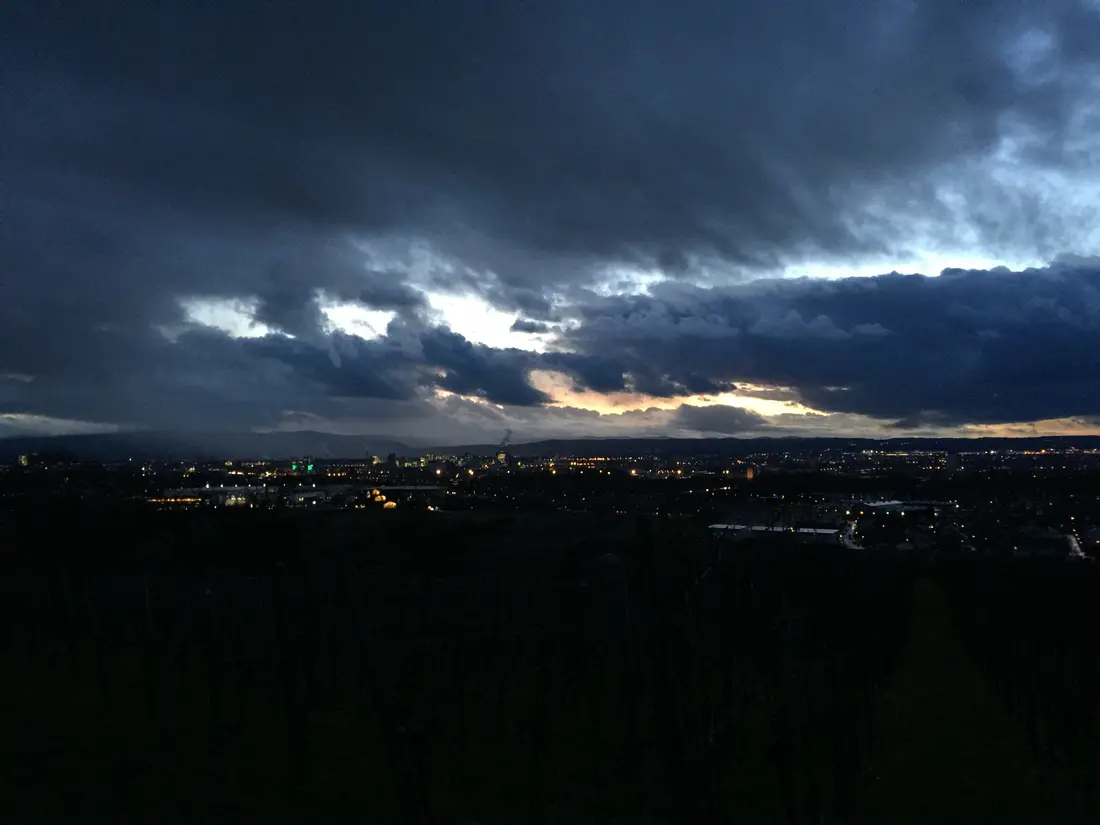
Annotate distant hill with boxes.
[435,435,1100,458]
[4,431,1100,462]
[0,431,413,461]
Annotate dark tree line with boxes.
[941,557,1100,822]
[1,504,919,823]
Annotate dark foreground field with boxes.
[1,507,1098,823]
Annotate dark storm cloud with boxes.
[0,328,299,432]
[627,368,733,399]
[253,287,328,340]
[561,260,1100,425]
[5,261,1100,436]
[510,319,554,335]
[3,0,1100,435]
[673,405,769,435]
[357,276,428,313]
[493,286,560,321]
[7,3,1100,275]
[540,353,629,395]
[418,329,551,407]
[244,333,417,402]
[0,317,562,431]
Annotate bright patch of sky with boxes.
[318,298,395,340]
[528,370,820,418]
[985,126,1100,236]
[179,297,275,338]
[424,291,555,352]
[961,417,1100,437]
[783,254,1029,283]
[782,251,1045,281]
[0,412,122,436]
[1005,28,1059,84]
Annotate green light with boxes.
[307,464,313,471]
[291,463,297,471]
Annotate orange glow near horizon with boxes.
[427,374,1100,438]
[960,417,1100,437]
[527,370,820,418]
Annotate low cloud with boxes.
[510,319,554,334]
[673,404,770,435]
[561,261,1100,426]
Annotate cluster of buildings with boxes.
[708,493,1094,560]
[4,444,1100,562]
[146,481,430,511]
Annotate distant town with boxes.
[5,441,1099,560]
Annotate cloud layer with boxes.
[3,1,1100,442]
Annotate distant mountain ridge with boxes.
[4,430,1100,461]
[0,431,413,461]
[441,435,1100,458]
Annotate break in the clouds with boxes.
[3,1,1100,445]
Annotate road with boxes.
[841,520,862,549]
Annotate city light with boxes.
[11,443,1096,563]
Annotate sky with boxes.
[3,0,1100,446]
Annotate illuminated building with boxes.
[290,489,325,506]
[18,455,29,467]
[147,494,204,509]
